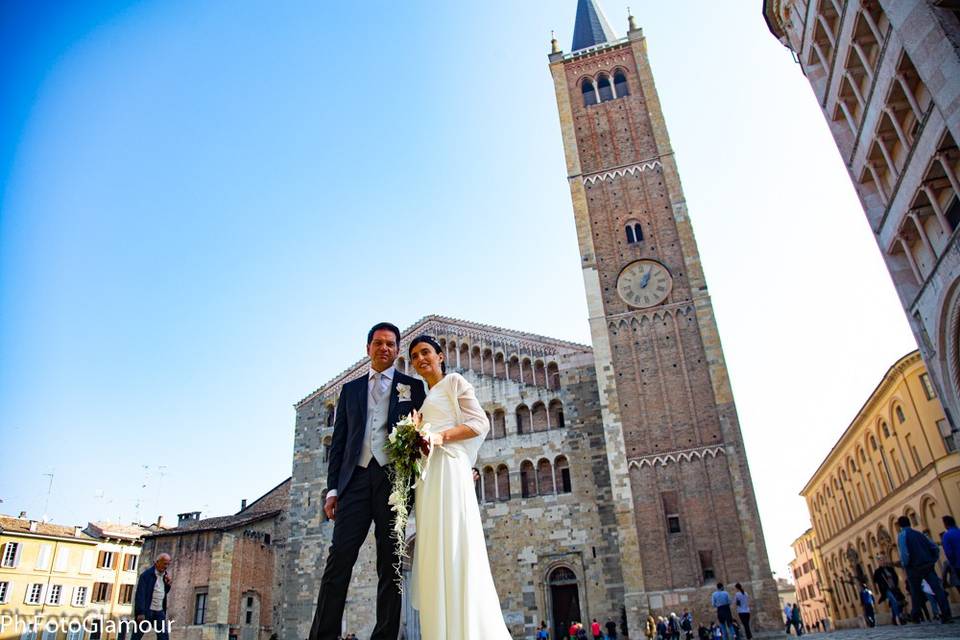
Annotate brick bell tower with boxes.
[548,1,778,630]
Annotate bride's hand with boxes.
[411,408,423,427]
[427,432,445,447]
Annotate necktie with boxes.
[371,372,386,404]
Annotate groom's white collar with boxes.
[368,365,395,381]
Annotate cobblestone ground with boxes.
[754,622,960,639]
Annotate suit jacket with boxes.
[327,368,427,497]
[134,566,171,615]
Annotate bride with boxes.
[407,334,512,639]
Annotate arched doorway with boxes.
[549,566,581,639]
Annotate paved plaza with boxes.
[757,623,960,639]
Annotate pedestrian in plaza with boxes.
[656,616,667,639]
[569,621,579,640]
[790,603,804,635]
[783,603,792,635]
[859,584,876,627]
[644,615,656,640]
[709,582,735,640]
[943,515,960,597]
[732,583,751,640]
[605,619,618,640]
[591,618,602,640]
[897,514,954,623]
[922,579,942,619]
[578,622,589,640]
[132,553,172,640]
[680,610,693,640]
[668,613,681,640]
[537,620,550,640]
[872,559,906,625]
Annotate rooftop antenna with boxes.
[41,471,54,522]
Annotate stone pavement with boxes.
[752,622,960,639]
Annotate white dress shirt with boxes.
[150,569,166,611]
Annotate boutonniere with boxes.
[396,383,411,401]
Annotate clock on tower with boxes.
[548,0,778,632]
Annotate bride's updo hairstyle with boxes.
[408,334,446,374]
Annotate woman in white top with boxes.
[407,335,511,639]
[734,583,752,640]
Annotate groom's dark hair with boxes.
[367,322,401,346]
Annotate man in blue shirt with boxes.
[897,515,953,623]
[944,515,960,597]
[710,583,735,640]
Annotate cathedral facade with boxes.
[278,2,778,638]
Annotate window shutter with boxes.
[81,550,94,574]
[97,551,105,568]
[13,542,22,568]
[1,580,12,604]
[36,545,52,571]
[54,548,69,572]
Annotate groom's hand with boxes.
[324,496,338,521]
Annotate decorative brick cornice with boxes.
[577,159,662,185]
[627,445,726,470]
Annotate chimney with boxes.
[241,499,247,511]
[74,526,83,537]
[18,511,27,519]
[156,515,165,528]
[177,511,201,526]
[28,521,38,532]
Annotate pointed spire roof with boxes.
[571,0,618,52]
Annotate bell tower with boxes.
[548,0,778,630]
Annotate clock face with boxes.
[616,260,673,308]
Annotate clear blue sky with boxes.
[1,1,915,579]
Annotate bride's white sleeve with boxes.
[455,374,489,438]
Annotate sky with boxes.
[0,1,916,583]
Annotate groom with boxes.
[309,322,427,640]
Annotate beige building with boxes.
[763,1,960,447]
[799,350,960,627]
[788,529,830,630]
[82,523,152,640]
[0,515,99,640]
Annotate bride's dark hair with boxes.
[408,334,446,374]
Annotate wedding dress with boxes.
[411,372,512,639]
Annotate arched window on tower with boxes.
[496,464,511,501]
[549,399,565,429]
[614,70,630,97]
[483,466,496,503]
[625,221,644,244]
[555,455,572,493]
[537,459,555,495]
[520,461,536,498]
[582,78,598,107]
[597,74,613,102]
[493,409,506,439]
[516,404,531,434]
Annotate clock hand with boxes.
[639,269,652,288]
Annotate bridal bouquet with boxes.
[384,412,428,587]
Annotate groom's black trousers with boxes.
[310,459,401,640]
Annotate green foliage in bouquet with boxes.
[384,413,426,590]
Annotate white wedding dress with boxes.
[411,372,512,639]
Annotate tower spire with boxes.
[571,0,617,52]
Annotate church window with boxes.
[881,422,890,438]
[625,222,643,244]
[582,78,598,107]
[496,464,511,500]
[626,225,635,244]
[555,456,572,493]
[549,399,565,429]
[614,70,630,97]
[537,459,555,495]
[325,405,335,428]
[483,466,496,503]
[520,461,536,498]
[662,491,681,533]
[895,405,906,423]
[322,437,331,463]
[597,74,614,102]
[516,404,530,434]
[699,550,715,582]
[870,435,877,450]
[920,373,936,400]
[493,409,506,439]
